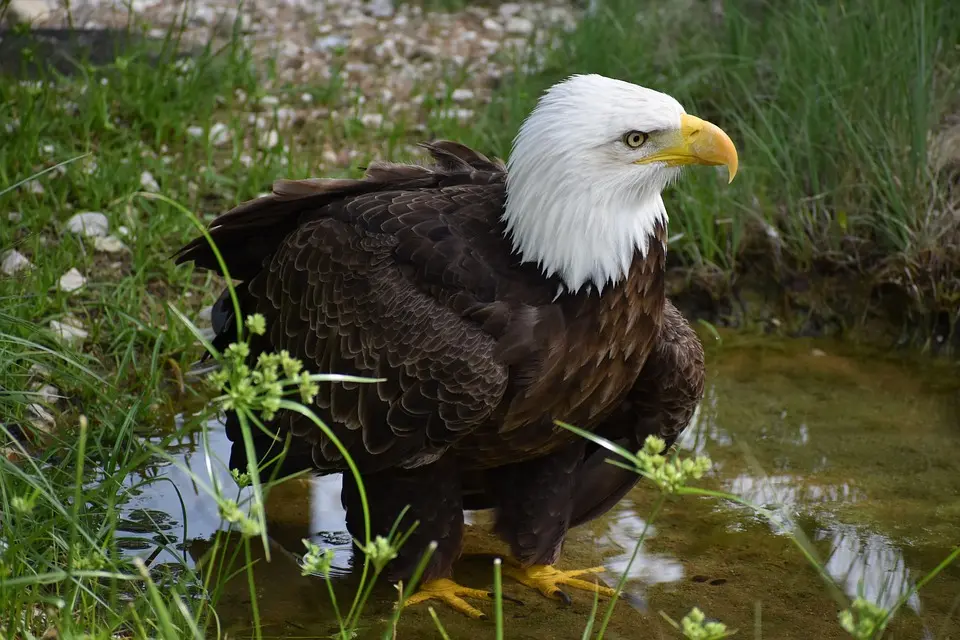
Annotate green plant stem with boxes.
[595,493,667,639]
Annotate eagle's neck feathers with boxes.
[501,164,670,296]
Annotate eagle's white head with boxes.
[503,74,738,295]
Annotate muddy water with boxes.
[120,334,960,639]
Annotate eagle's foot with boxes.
[501,564,618,606]
[403,578,494,619]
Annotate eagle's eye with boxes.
[622,131,649,149]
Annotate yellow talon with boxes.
[403,578,493,619]
[501,564,619,605]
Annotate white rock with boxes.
[27,180,45,195]
[186,125,205,139]
[361,113,384,128]
[117,225,131,237]
[1,250,33,275]
[275,108,297,128]
[482,17,502,32]
[7,212,22,223]
[94,235,128,254]
[313,35,349,52]
[65,212,109,237]
[140,170,159,192]
[192,5,215,25]
[260,129,280,148]
[498,3,522,17]
[367,0,394,18]
[34,384,61,404]
[49,319,88,345]
[209,122,231,147]
[438,108,474,121]
[58,268,86,293]
[505,16,534,35]
[451,88,474,102]
[28,363,51,379]
[8,0,54,23]
[27,403,56,433]
[260,95,280,107]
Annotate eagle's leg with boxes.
[489,442,619,605]
[340,455,493,619]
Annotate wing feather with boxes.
[176,140,566,474]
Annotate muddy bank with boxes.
[667,260,959,357]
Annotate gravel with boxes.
[58,267,87,293]
[64,211,109,238]
[22,0,580,132]
[49,318,89,345]
[1,250,34,276]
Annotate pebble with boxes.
[49,319,89,345]
[27,403,56,434]
[94,235,129,254]
[360,113,384,128]
[7,212,22,223]
[259,129,280,148]
[367,0,394,18]
[58,268,87,293]
[1,250,33,276]
[28,364,51,380]
[209,122,231,147]
[34,384,62,405]
[140,170,160,192]
[65,212,109,238]
[313,35,350,52]
[482,17,502,32]
[505,16,534,35]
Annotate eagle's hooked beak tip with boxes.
[679,113,739,184]
[635,113,739,184]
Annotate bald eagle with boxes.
[175,74,738,618]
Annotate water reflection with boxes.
[117,414,934,622]
[596,502,685,612]
[111,337,959,638]
[819,524,922,614]
[116,421,357,577]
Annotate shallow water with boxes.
[119,334,960,639]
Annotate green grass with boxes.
[462,0,960,344]
[1,0,959,637]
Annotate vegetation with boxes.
[1,0,958,638]
[474,0,960,347]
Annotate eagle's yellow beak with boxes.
[634,114,739,183]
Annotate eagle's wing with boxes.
[569,299,705,527]
[176,142,556,474]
